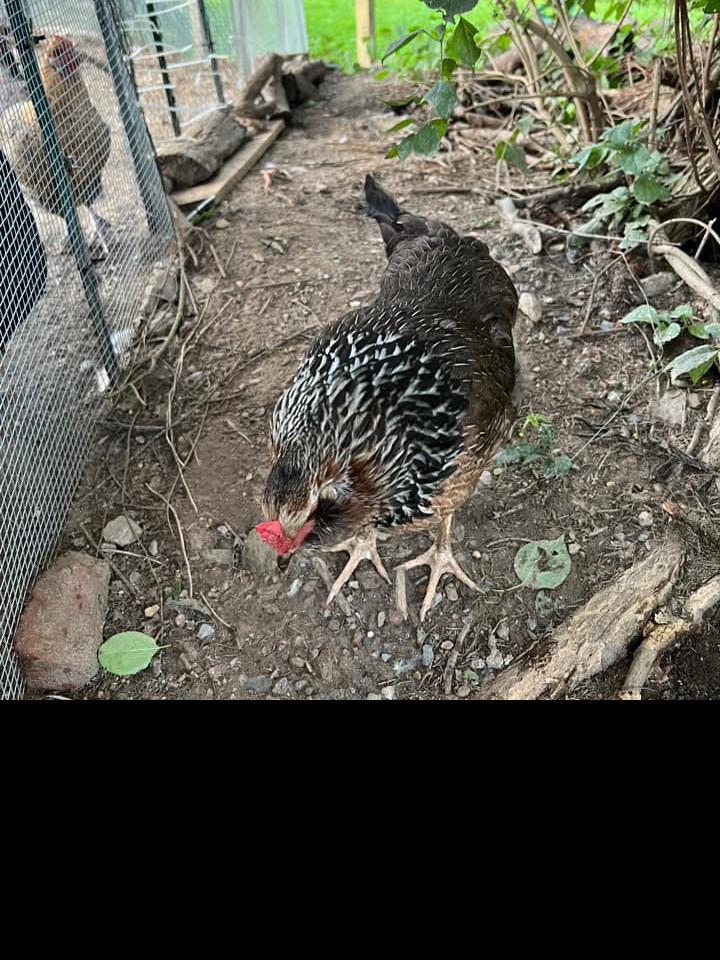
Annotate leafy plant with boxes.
[570,120,674,248]
[514,537,572,590]
[382,6,489,160]
[98,631,166,676]
[497,414,573,479]
[619,303,720,383]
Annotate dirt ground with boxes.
[61,70,720,700]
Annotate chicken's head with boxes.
[47,36,81,78]
[257,454,356,556]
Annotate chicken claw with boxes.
[325,528,390,606]
[395,514,477,622]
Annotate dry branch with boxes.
[481,538,685,700]
[237,52,283,118]
[619,574,720,699]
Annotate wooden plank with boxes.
[172,119,285,207]
[355,0,376,68]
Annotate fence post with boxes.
[355,0,376,67]
[145,0,181,137]
[6,0,118,383]
[95,0,168,235]
[196,0,225,105]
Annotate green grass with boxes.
[303,0,695,73]
[303,0,497,72]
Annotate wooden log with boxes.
[156,107,248,188]
[172,119,284,207]
[481,538,685,700]
[237,52,283,118]
[282,59,327,106]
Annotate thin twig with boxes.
[79,521,139,599]
[146,484,194,598]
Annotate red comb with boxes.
[256,520,291,554]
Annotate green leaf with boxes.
[420,0,478,22]
[382,29,425,63]
[516,114,534,137]
[385,117,415,133]
[397,133,416,161]
[385,144,399,159]
[534,590,555,618]
[382,94,419,107]
[543,454,573,478]
[688,321,709,339]
[414,119,447,154]
[576,144,608,171]
[440,57,457,80]
[422,79,458,119]
[689,357,718,383]
[670,304,694,320]
[99,631,163,676]
[374,69,390,80]
[602,120,636,150]
[463,668,480,681]
[704,0,720,12]
[488,32,511,54]
[514,537,572,590]
[619,304,660,325]
[619,143,653,175]
[496,138,527,171]
[633,173,670,205]
[655,321,681,344]
[704,322,720,339]
[446,16,481,67]
[667,344,720,376]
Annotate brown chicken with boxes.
[6,35,111,251]
[257,176,519,621]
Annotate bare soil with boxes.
[63,71,720,700]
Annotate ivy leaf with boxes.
[496,138,527,171]
[667,344,720,377]
[619,143,653,175]
[397,133,416,161]
[382,29,425,62]
[670,304,694,320]
[422,79,457,119]
[688,321,709,339]
[572,143,608,172]
[655,321,682,344]
[385,117,415,134]
[98,631,163,675]
[420,0,479,22]
[446,16,481,67]
[414,119,448,154]
[514,538,572,590]
[633,173,670,205]
[440,57,457,80]
[602,120,636,149]
[619,304,660,325]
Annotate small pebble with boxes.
[289,656,305,669]
[215,218,230,229]
[272,677,291,696]
[380,686,396,700]
[377,610,386,628]
[440,640,454,651]
[388,610,405,626]
[197,622,215,641]
[472,550,482,559]
[456,683,471,698]
[445,584,458,602]
[479,470,494,488]
[144,604,160,618]
[148,539,159,557]
[638,510,653,527]
[366,693,383,700]
[568,542,581,555]
[422,644,434,668]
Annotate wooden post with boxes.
[355,0,375,68]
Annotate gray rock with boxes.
[242,675,273,694]
[205,548,234,566]
[422,644,434,668]
[166,597,211,617]
[640,272,678,298]
[102,515,142,547]
[241,529,278,578]
[638,511,654,527]
[197,622,216,641]
[14,551,110,690]
[648,390,686,426]
[148,539,159,557]
[272,677,291,696]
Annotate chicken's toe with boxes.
[324,528,390,606]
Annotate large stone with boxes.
[14,551,111,691]
[102,514,142,546]
[241,528,278,578]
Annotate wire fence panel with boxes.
[117,0,229,143]
[0,0,172,698]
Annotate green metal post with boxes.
[197,0,225,105]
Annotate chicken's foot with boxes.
[324,528,390,606]
[395,514,477,622]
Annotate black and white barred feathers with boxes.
[262,175,518,547]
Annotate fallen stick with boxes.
[496,196,543,254]
[619,574,720,699]
[481,538,685,700]
[237,52,283,118]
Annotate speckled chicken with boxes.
[257,175,519,620]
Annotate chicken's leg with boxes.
[395,514,477,622]
[325,527,391,606]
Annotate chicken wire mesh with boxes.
[0,0,172,698]
[115,1,308,144]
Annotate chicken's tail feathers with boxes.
[365,174,401,224]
